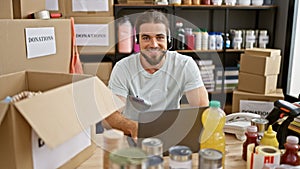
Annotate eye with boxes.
[156,36,166,41]
[141,36,150,41]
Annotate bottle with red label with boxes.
[185,28,195,50]
[242,125,258,161]
[280,136,300,166]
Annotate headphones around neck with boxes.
[135,28,173,49]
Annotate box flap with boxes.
[0,103,9,125]
[14,77,124,148]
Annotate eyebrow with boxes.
[140,33,166,37]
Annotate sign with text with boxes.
[72,0,108,12]
[240,100,274,118]
[75,24,109,46]
[25,27,56,59]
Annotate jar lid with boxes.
[247,125,258,133]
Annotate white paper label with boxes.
[32,128,91,169]
[72,0,108,12]
[25,27,56,59]
[240,100,274,118]
[45,0,59,11]
[75,24,109,46]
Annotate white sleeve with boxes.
[183,58,204,92]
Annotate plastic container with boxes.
[225,0,236,5]
[215,32,223,50]
[280,136,300,166]
[233,30,242,49]
[201,0,211,5]
[201,30,209,50]
[245,30,255,49]
[260,125,279,148]
[208,32,216,50]
[252,0,263,5]
[118,16,133,54]
[259,30,269,48]
[175,21,185,50]
[225,33,231,49]
[200,100,226,168]
[185,28,195,50]
[194,29,202,50]
[242,125,258,161]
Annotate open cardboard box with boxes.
[0,71,124,169]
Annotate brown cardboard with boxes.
[0,71,124,169]
[244,48,281,57]
[0,0,13,19]
[12,0,45,19]
[74,17,115,54]
[65,0,114,17]
[232,89,284,113]
[0,19,71,75]
[238,72,278,94]
[240,54,281,76]
[82,62,113,85]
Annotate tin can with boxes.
[169,146,192,169]
[251,118,269,142]
[199,148,222,169]
[146,155,164,169]
[109,147,147,169]
[142,138,163,157]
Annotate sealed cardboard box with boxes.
[74,17,115,54]
[232,89,284,113]
[12,0,45,19]
[82,62,113,85]
[240,54,281,76]
[65,0,114,17]
[244,48,281,57]
[0,19,71,75]
[0,0,13,19]
[0,71,124,169]
[238,72,278,94]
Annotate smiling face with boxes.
[139,23,168,66]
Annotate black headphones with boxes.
[135,28,173,49]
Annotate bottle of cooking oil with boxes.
[200,100,226,168]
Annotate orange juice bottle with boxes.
[200,100,226,168]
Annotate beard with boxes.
[140,48,166,66]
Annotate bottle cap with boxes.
[286,136,299,145]
[209,100,220,108]
[264,125,276,137]
[247,125,258,133]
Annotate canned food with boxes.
[147,155,164,169]
[169,145,192,169]
[199,148,222,169]
[109,147,147,169]
[142,138,163,157]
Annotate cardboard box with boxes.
[65,0,114,17]
[12,0,45,19]
[232,89,284,113]
[82,62,113,86]
[244,48,281,57]
[74,17,115,54]
[240,54,281,76]
[0,71,124,169]
[0,0,13,19]
[0,19,71,75]
[238,72,278,94]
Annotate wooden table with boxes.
[77,134,246,169]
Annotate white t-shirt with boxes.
[108,51,204,120]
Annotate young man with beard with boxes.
[103,10,209,138]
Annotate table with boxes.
[77,134,247,169]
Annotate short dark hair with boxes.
[135,10,170,35]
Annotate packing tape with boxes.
[34,10,50,20]
[247,144,280,169]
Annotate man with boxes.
[103,10,209,138]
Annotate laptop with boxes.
[136,106,207,155]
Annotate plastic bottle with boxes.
[225,33,231,49]
[201,30,209,50]
[194,29,202,50]
[233,30,242,49]
[242,125,258,161]
[175,21,185,50]
[200,100,226,168]
[118,16,133,54]
[280,136,300,166]
[185,28,195,50]
[245,30,255,49]
[259,30,269,48]
[215,32,223,50]
[260,125,279,148]
[208,32,216,50]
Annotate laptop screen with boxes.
[137,106,206,155]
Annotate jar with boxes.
[201,0,211,5]
[169,146,192,169]
[212,0,222,5]
[183,0,192,5]
[109,147,147,168]
[225,0,236,5]
[192,0,200,5]
[141,138,163,157]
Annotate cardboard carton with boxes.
[0,0,13,19]
[65,0,114,17]
[240,54,281,76]
[73,17,115,54]
[244,48,281,57]
[238,72,278,94]
[82,62,113,86]
[12,0,45,19]
[232,89,284,113]
[0,19,71,75]
[0,71,124,169]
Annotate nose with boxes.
[149,37,159,47]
